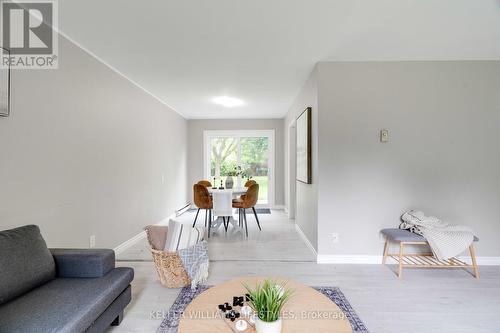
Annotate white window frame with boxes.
[203,129,275,208]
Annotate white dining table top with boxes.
[208,187,247,195]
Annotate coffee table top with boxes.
[178,277,353,333]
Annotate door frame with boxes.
[203,129,275,208]
[288,121,297,219]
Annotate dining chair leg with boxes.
[204,210,207,228]
[251,207,262,231]
[193,208,200,227]
[208,210,211,239]
[243,209,248,237]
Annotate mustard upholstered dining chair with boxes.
[197,180,212,187]
[232,184,261,237]
[239,179,257,201]
[193,184,213,237]
[238,179,258,220]
[244,179,257,187]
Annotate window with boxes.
[204,130,275,206]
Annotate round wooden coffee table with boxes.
[178,277,353,333]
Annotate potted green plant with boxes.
[225,165,245,189]
[244,279,294,333]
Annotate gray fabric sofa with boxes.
[0,225,134,333]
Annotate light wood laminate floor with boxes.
[117,210,316,262]
[110,210,500,333]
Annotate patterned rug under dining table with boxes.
[177,277,353,333]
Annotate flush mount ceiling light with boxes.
[212,96,244,108]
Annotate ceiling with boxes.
[59,0,500,119]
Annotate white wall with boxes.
[316,61,500,257]
[0,35,188,248]
[187,119,285,206]
[284,67,318,251]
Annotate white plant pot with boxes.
[255,317,282,333]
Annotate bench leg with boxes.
[382,240,389,264]
[469,244,480,279]
[398,242,404,278]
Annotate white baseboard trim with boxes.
[113,213,174,255]
[294,224,317,257]
[458,256,500,266]
[175,203,191,217]
[317,254,500,265]
[114,231,147,255]
[317,255,381,264]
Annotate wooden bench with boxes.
[380,228,479,279]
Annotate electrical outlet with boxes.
[331,233,339,243]
[89,235,96,248]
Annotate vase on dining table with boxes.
[225,176,234,189]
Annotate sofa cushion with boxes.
[0,225,55,305]
[381,228,479,242]
[0,267,134,333]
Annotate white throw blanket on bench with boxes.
[400,210,474,260]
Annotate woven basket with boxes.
[144,226,191,288]
[150,248,191,288]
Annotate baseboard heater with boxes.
[175,203,191,217]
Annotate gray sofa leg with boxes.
[111,312,124,326]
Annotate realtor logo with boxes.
[1,0,58,69]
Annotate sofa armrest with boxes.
[49,249,115,278]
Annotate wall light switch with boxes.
[380,129,389,143]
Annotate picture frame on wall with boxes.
[0,47,11,117]
[296,107,312,184]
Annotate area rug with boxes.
[157,285,369,333]
[245,208,271,214]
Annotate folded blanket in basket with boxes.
[400,210,474,260]
[178,240,209,290]
[165,219,208,289]
[165,219,205,251]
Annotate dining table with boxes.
[208,187,247,232]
